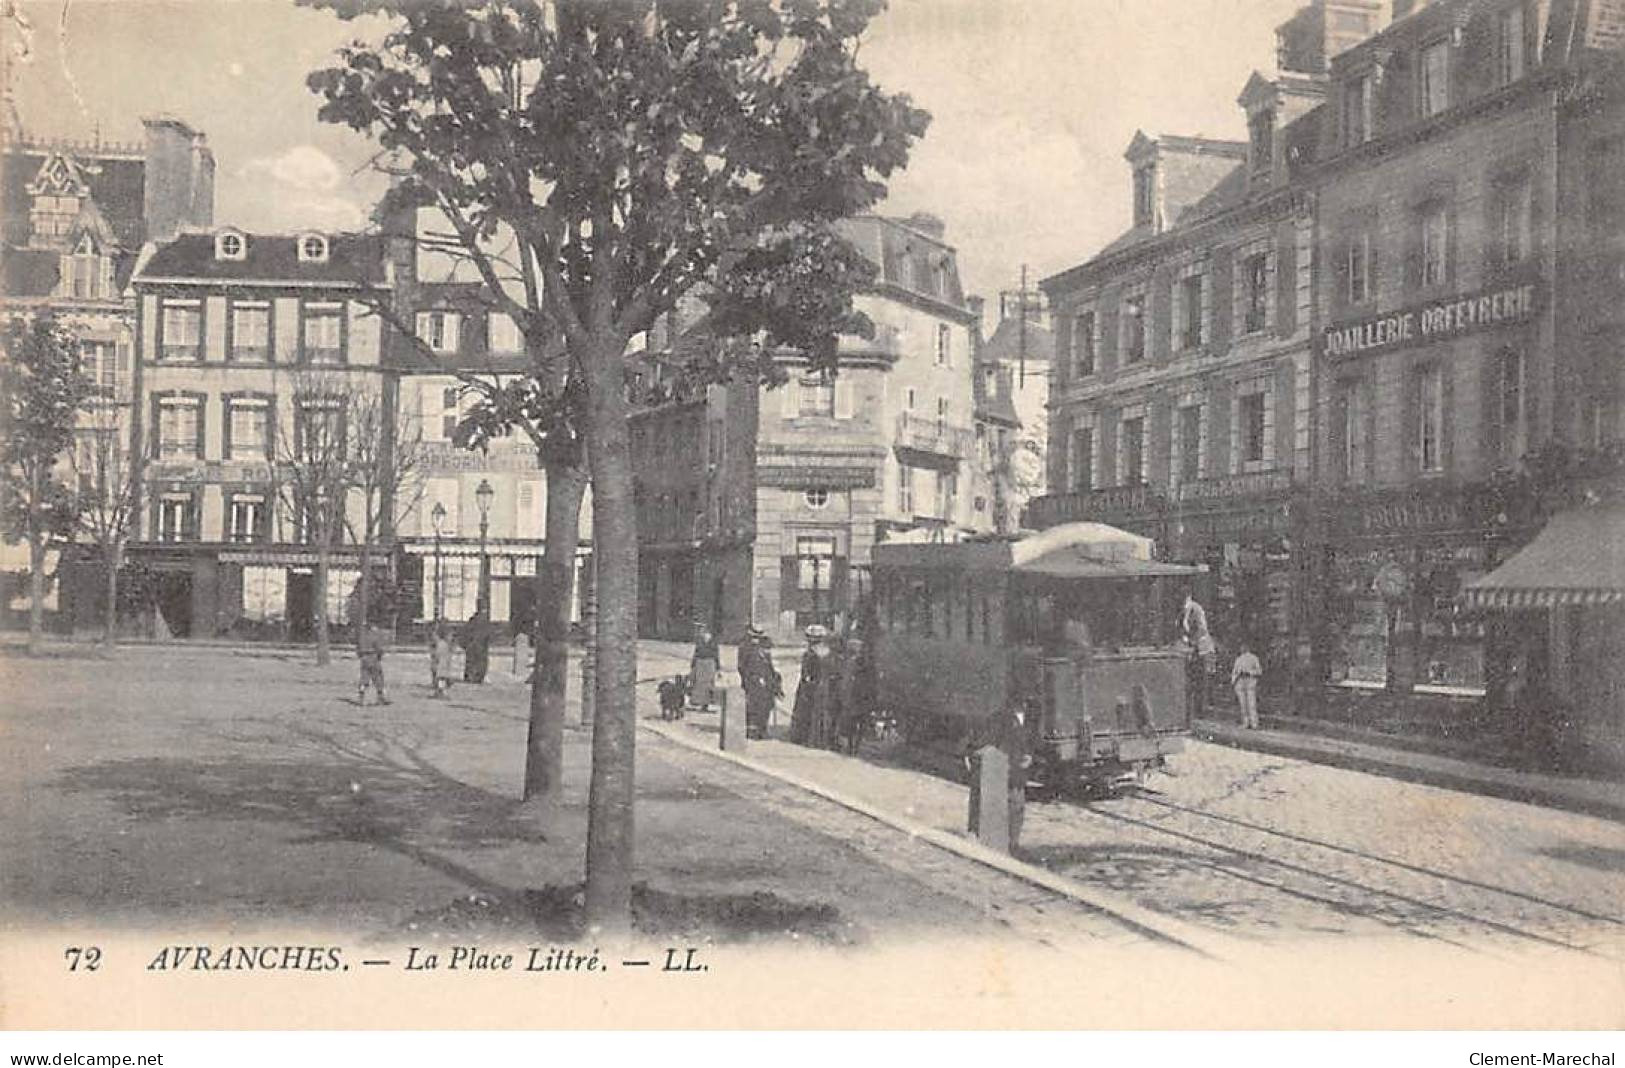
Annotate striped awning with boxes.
[1460,505,1625,611]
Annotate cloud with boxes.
[242,144,344,193]
[230,144,365,233]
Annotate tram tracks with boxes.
[1049,786,1625,958]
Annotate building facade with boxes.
[1030,3,1346,681]
[749,213,982,639]
[1309,0,1623,703]
[127,229,391,639]
[1,117,214,631]
[973,289,1053,532]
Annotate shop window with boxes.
[796,536,836,591]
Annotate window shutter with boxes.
[782,376,800,417]
[1275,223,1298,337]
[1150,398,1173,486]
[834,377,855,419]
[149,394,161,458]
[223,395,234,461]
[415,312,430,348]
[1209,380,1233,475]
[1099,406,1120,486]
[1099,286,1120,375]
[1211,251,1234,343]
[445,313,461,354]
[193,394,207,459]
[1053,315,1072,389]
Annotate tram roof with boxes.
[873,522,1205,579]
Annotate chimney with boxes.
[142,115,214,244]
[904,212,946,241]
[1276,0,1385,74]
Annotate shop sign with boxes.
[1322,282,1540,359]
[758,464,876,490]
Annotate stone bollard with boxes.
[967,744,1011,854]
[720,689,748,752]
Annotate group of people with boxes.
[352,610,502,706]
[1180,593,1264,730]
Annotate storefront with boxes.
[402,540,588,635]
[1317,484,1532,698]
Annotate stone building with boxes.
[973,289,1053,532]
[1,117,214,631]
[126,229,390,639]
[750,213,982,639]
[1309,0,1624,704]
[1029,4,1353,682]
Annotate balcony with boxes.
[894,412,972,460]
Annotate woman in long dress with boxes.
[790,625,836,748]
[690,627,720,712]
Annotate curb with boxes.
[1194,724,1625,824]
[639,717,1238,961]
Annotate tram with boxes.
[870,522,1204,792]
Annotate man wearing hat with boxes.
[737,624,781,740]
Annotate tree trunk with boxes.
[315,534,332,667]
[524,458,586,806]
[357,536,373,651]
[102,540,120,651]
[27,533,46,656]
[27,467,43,655]
[582,339,639,934]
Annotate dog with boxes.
[657,674,691,721]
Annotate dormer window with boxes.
[1133,166,1156,228]
[1249,110,1275,173]
[215,231,246,261]
[297,233,329,264]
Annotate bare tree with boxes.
[275,371,360,666]
[67,400,140,650]
[341,383,426,641]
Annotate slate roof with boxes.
[136,232,389,287]
[1,146,147,250]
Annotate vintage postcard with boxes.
[1,0,1622,1036]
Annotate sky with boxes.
[9,0,1310,304]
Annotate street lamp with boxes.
[475,478,494,617]
[431,501,447,627]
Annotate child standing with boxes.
[430,623,454,698]
[1231,643,1263,729]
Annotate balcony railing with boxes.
[895,412,972,458]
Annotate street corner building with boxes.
[1,116,215,631]
[1026,0,1625,769]
[626,212,991,645]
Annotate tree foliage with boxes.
[1,314,88,545]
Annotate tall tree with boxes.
[308,0,927,930]
[0,314,90,654]
[68,400,141,650]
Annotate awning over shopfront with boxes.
[1460,505,1625,610]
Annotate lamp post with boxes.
[431,501,447,627]
[475,478,494,618]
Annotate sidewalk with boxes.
[637,639,1623,824]
[1194,715,1625,823]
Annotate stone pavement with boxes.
[637,639,1622,824]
